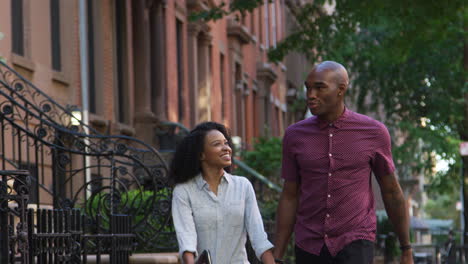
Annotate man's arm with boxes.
[273,181,299,259]
[377,172,413,264]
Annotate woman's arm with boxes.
[182,251,196,264]
[172,186,198,262]
[243,179,275,262]
[261,249,276,264]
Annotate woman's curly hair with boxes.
[170,122,233,185]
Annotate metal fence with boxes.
[0,59,175,262]
[1,170,136,264]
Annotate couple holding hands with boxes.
[171,62,413,264]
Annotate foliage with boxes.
[200,0,466,196]
[275,1,465,192]
[234,137,295,259]
[85,188,176,252]
[198,0,467,246]
[241,136,282,179]
[377,216,400,261]
[424,193,461,227]
[189,0,268,22]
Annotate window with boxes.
[234,63,244,138]
[11,0,24,56]
[115,0,128,123]
[252,90,258,136]
[271,1,277,47]
[278,0,283,41]
[274,106,280,136]
[150,5,165,115]
[176,19,184,121]
[87,0,96,113]
[264,95,270,132]
[220,54,226,120]
[250,10,256,37]
[50,0,61,71]
[263,0,269,48]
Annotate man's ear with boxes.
[338,83,347,96]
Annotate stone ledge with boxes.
[86,253,179,264]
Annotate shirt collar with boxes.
[317,107,350,129]
[195,170,231,190]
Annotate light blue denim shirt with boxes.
[172,172,273,264]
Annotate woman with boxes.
[170,122,275,264]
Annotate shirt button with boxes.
[328,173,332,176]
[329,134,333,137]
[327,194,331,198]
[329,153,332,157]
[326,214,330,218]
[329,123,333,127]
[325,234,328,238]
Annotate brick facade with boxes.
[0,0,310,149]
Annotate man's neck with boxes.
[319,105,345,123]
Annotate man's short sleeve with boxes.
[372,123,396,178]
[281,128,299,182]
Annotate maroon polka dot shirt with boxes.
[281,108,395,257]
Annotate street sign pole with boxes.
[461,160,465,248]
[460,142,468,260]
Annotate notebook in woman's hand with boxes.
[195,250,212,264]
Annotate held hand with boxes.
[182,251,196,264]
[400,249,414,264]
[261,249,276,264]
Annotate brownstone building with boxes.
[0,0,309,151]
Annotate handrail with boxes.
[0,60,174,252]
[159,121,282,193]
[233,159,281,192]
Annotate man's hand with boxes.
[400,249,414,264]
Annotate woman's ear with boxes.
[200,152,205,161]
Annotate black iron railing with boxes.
[0,60,176,262]
[0,170,31,263]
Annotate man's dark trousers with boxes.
[295,239,374,264]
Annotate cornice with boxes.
[227,18,253,45]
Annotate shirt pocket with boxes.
[227,201,245,228]
[192,205,214,231]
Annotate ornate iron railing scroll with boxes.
[0,60,176,252]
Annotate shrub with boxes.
[240,136,282,180]
[84,188,177,252]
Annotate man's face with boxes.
[305,69,342,118]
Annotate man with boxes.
[273,61,413,264]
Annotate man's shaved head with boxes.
[311,61,349,88]
[304,61,350,121]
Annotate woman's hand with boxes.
[261,249,276,264]
[182,251,195,264]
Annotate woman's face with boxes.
[200,130,232,169]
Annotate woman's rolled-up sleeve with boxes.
[172,185,198,258]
